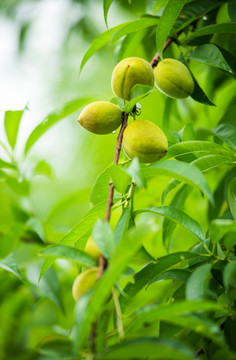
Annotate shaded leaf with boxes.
[189,44,235,75]
[228,178,236,220]
[97,337,195,360]
[186,264,212,300]
[212,124,236,150]
[223,260,236,289]
[182,23,236,44]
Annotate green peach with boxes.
[84,236,100,262]
[111,57,154,100]
[78,101,122,134]
[123,120,168,163]
[72,267,98,301]
[154,58,194,99]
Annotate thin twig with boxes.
[150,37,175,67]
[97,112,129,278]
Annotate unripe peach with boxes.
[111,57,154,100]
[72,267,98,301]
[154,59,194,99]
[123,120,168,163]
[78,101,122,134]
[84,236,100,262]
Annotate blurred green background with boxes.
[0,0,235,358]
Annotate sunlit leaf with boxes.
[156,0,185,59]
[40,244,96,267]
[0,254,23,282]
[110,18,159,45]
[142,159,213,204]
[228,178,236,220]
[92,219,114,258]
[24,97,92,155]
[136,206,205,242]
[103,0,114,27]
[4,109,24,149]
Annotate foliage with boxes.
[0,0,236,359]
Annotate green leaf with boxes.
[0,254,23,281]
[103,0,114,27]
[191,154,235,172]
[120,252,201,310]
[124,85,154,114]
[0,158,16,170]
[174,0,222,33]
[110,165,131,194]
[74,225,157,352]
[156,0,185,59]
[212,124,236,150]
[39,201,107,281]
[34,160,53,178]
[228,0,236,22]
[182,23,236,44]
[136,206,205,242]
[178,54,215,106]
[40,244,96,267]
[162,185,190,247]
[189,44,235,75]
[153,0,168,13]
[24,97,91,155]
[4,110,24,149]
[92,219,114,258]
[90,166,113,206]
[142,160,213,204]
[80,24,123,72]
[126,158,145,188]
[223,260,236,289]
[168,141,234,158]
[128,300,225,344]
[151,269,191,284]
[113,207,132,245]
[209,219,236,244]
[0,225,23,259]
[97,337,196,360]
[38,267,64,313]
[186,264,212,300]
[228,178,236,220]
[110,18,159,45]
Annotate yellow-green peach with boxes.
[78,101,122,134]
[123,120,168,163]
[111,57,154,100]
[72,267,98,301]
[154,58,194,99]
[84,236,100,262]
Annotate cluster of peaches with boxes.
[73,57,194,301]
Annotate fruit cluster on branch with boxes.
[73,54,194,301]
